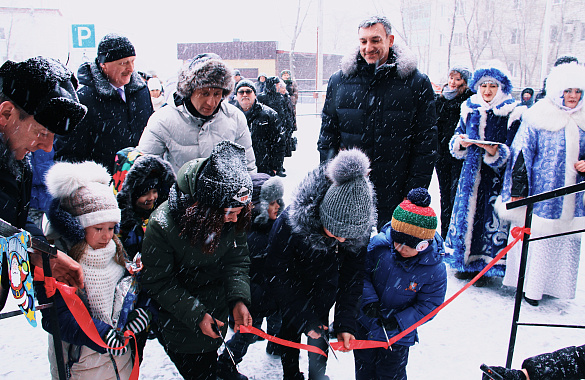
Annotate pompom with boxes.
[326,149,370,186]
[407,188,431,207]
[46,161,112,200]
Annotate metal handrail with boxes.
[505,181,585,367]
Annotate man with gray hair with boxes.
[318,15,437,230]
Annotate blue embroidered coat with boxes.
[356,224,447,347]
[445,94,524,276]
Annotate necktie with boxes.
[117,88,125,102]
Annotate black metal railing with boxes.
[505,181,585,367]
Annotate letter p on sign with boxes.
[72,24,95,48]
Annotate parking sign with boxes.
[72,24,95,48]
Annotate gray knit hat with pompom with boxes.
[319,149,375,239]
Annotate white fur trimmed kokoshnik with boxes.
[45,161,121,228]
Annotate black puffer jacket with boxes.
[54,61,153,173]
[436,88,473,153]
[522,344,585,380]
[236,100,285,174]
[264,164,372,336]
[257,78,295,137]
[318,44,437,226]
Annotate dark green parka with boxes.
[140,157,251,354]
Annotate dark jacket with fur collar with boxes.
[264,164,369,336]
[54,61,153,173]
[318,44,437,227]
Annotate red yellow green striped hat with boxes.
[391,188,437,246]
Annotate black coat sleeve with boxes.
[318,72,342,163]
[333,245,365,336]
[523,344,585,380]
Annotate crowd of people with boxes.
[0,13,584,380]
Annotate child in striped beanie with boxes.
[355,188,448,380]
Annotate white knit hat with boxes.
[46,161,121,228]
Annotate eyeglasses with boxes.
[237,89,253,95]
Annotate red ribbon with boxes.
[240,325,328,357]
[43,275,140,380]
[246,227,531,352]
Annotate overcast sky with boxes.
[55,0,401,79]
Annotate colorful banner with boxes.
[4,232,37,327]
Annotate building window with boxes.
[455,0,464,16]
[582,24,585,41]
[552,0,562,5]
[511,29,520,44]
[507,62,518,78]
[453,33,464,47]
[513,0,521,9]
[0,28,5,40]
[550,26,559,42]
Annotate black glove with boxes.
[125,308,152,334]
[362,302,382,319]
[481,366,527,380]
[104,329,128,357]
[378,316,399,331]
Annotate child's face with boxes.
[224,206,244,223]
[135,189,158,210]
[394,242,419,258]
[267,200,280,220]
[85,222,117,250]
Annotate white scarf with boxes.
[80,240,125,326]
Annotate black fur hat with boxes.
[0,57,87,135]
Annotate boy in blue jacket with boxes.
[355,188,447,380]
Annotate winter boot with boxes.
[217,354,248,380]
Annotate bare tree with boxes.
[447,0,458,70]
[287,0,313,79]
[462,0,496,70]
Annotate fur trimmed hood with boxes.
[117,154,176,227]
[77,61,146,97]
[340,43,418,79]
[469,66,513,95]
[288,156,376,252]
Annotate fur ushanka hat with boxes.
[46,161,120,243]
[176,53,234,98]
[0,57,87,135]
[251,174,285,224]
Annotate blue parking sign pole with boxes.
[71,24,95,49]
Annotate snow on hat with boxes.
[469,63,513,95]
[0,57,87,135]
[449,65,471,83]
[236,79,257,94]
[148,77,162,91]
[177,53,234,98]
[390,188,437,249]
[319,149,375,240]
[96,33,136,63]
[46,161,121,229]
[177,141,252,208]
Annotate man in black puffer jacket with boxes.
[234,79,285,176]
[54,34,153,174]
[318,15,437,229]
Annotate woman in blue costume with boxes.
[446,65,525,282]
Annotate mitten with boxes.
[125,308,152,334]
[378,316,399,331]
[481,366,526,380]
[362,302,382,319]
[104,329,128,357]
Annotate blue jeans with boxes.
[354,344,410,380]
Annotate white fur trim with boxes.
[77,209,121,228]
[507,105,527,128]
[449,134,467,159]
[522,98,585,132]
[46,161,111,200]
[545,63,585,103]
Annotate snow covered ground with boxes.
[2,103,585,379]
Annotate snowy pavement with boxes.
[2,103,585,379]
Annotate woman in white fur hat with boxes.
[499,62,585,306]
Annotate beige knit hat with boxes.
[46,161,121,228]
